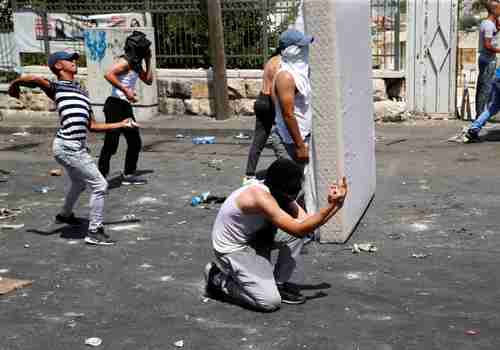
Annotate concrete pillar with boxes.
[83,27,158,122]
[304,0,376,243]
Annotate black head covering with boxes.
[264,158,303,208]
[123,31,151,72]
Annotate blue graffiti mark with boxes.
[84,31,107,63]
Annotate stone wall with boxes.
[0,67,405,121]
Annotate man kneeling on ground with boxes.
[204,158,348,312]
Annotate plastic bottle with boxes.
[191,196,203,206]
[192,136,216,144]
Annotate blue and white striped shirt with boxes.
[49,80,92,142]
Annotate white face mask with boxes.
[280,45,311,98]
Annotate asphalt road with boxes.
[1,121,500,350]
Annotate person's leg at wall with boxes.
[466,78,500,143]
[475,58,496,117]
[244,94,274,186]
[122,126,146,185]
[98,129,120,178]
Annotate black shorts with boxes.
[103,96,134,123]
[253,93,275,124]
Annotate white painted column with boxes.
[84,27,158,122]
[304,0,376,243]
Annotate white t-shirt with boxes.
[479,19,497,61]
[212,183,271,254]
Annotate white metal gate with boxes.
[407,0,458,116]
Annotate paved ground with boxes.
[1,121,500,350]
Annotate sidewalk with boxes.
[0,114,255,137]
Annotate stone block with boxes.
[245,79,262,99]
[170,80,192,99]
[184,99,200,115]
[239,99,255,116]
[159,98,186,115]
[229,100,241,115]
[157,80,169,98]
[198,99,215,116]
[28,92,55,111]
[0,94,25,110]
[373,100,408,122]
[372,78,387,101]
[227,79,246,99]
[192,80,211,98]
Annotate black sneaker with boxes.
[55,213,82,226]
[121,174,147,185]
[278,283,306,305]
[84,226,115,246]
[203,262,223,297]
[464,129,480,143]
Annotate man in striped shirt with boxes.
[8,50,138,245]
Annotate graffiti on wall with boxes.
[84,31,107,63]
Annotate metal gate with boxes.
[407,0,458,116]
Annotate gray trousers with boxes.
[272,130,319,217]
[215,229,304,312]
[53,138,108,231]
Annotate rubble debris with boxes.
[352,243,378,254]
[11,131,30,137]
[0,208,21,220]
[174,340,184,348]
[411,253,431,259]
[84,337,103,347]
[465,329,480,336]
[0,277,33,295]
[49,169,63,176]
[34,186,52,194]
[234,133,250,140]
[175,134,185,139]
[0,223,25,230]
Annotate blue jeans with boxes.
[53,138,108,231]
[475,56,496,116]
[471,77,500,132]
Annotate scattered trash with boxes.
[136,236,151,241]
[0,269,9,274]
[191,192,226,206]
[465,329,480,336]
[64,312,85,318]
[24,243,30,248]
[34,186,53,194]
[85,337,103,347]
[207,159,224,170]
[122,214,139,222]
[135,196,158,205]
[159,275,174,282]
[11,131,30,137]
[175,134,185,139]
[177,220,187,225]
[108,224,141,232]
[202,297,209,303]
[0,208,21,220]
[192,136,216,144]
[385,138,407,146]
[0,277,32,295]
[411,253,431,259]
[0,223,24,230]
[234,133,250,140]
[387,233,402,240]
[352,243,378,254]
[139,263,153,269]
[174,340,184,348]
[49,169,63,176]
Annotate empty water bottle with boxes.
[192,136,216,144]
[191,196,203,206]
